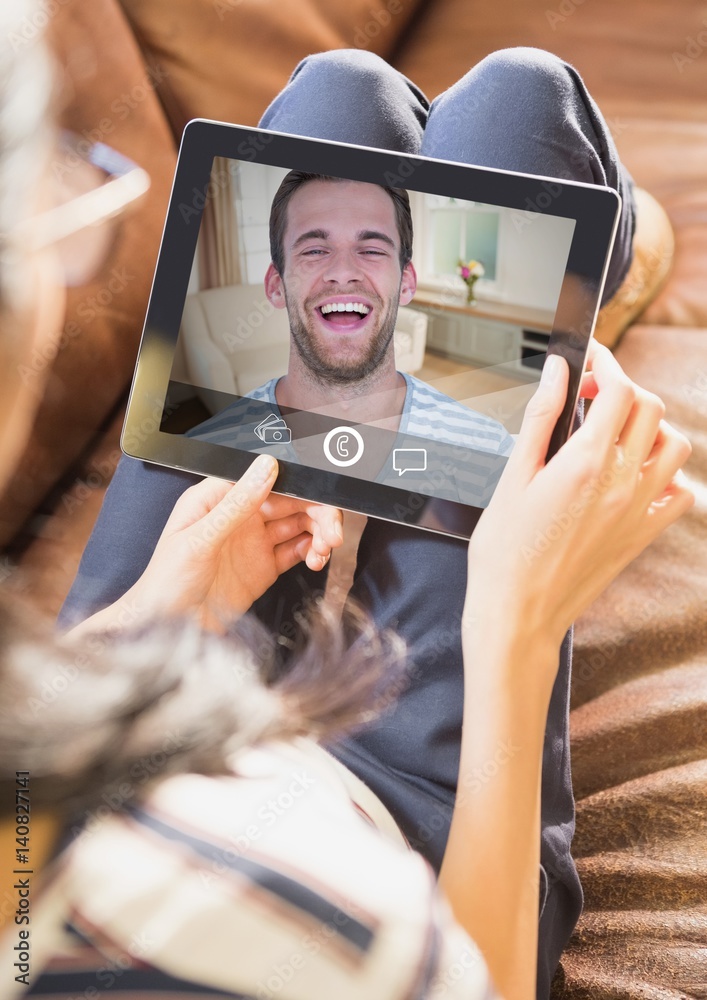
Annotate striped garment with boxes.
[2,739,499,1000]
[186,375,514,508]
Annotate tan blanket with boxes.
[556,325,707,997]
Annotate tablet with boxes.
[122,120,620,539]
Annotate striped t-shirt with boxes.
[6,739,499,1000]
[187,375,514,508]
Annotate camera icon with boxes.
[261,425,291,443]
[254,414,292,444]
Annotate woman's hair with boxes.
[0,595,407,822]
[0,1,54,335]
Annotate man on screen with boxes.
[188,171,514,505]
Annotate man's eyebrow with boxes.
[290,228,397,250]
[356,230,396,249]
[291,228,329,249]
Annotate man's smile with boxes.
[313,295,375,333]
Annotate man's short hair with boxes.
[269,171,413,276]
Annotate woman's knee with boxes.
[424,45,604,180]
[283,48,425,123]
[261,49,427,151]
[454,46,581,116]
[289,48,405,90]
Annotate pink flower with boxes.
[461,266,470,278]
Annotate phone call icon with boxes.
[323,426,365,467]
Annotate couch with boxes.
[2,1,705,995]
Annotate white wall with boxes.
[409,191,575,312]
[237,162,290,285]
[496,211,575,311]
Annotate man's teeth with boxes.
[320,302,370,315]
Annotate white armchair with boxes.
[179,285,428,396]
[180,284,290,396]
[393,304,428,373]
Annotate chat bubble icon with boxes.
[393,448,427,476]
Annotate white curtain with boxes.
[199,156,241,289]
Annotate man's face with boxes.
[264,179,416,385]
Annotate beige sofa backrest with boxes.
[180,284,290,395]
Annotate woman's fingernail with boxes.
[541,353,561,386]
[249,454,277,483]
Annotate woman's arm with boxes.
[67,454,343,639]
[439,343,694,1000]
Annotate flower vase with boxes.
[465,279,478,306]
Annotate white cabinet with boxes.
[422,307,519,366]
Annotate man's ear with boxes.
[264,262,287,309]
[399,260,417,306]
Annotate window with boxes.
[418,194,500,288]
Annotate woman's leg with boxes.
[260,47,598,999]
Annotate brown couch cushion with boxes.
[6,411,125,618]
[394,0,707,121]
[609,117,707,329]
[118,0,428,134]
[0,0,177,548]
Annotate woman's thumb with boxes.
[511,353,570,478]
[187,455,278,546]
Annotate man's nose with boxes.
[322,249,365,283]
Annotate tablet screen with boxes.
[123,124,619,537]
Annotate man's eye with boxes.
[301,247,327,256]
[361,248,387,256]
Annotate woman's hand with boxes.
[464,340,694,662]
[70,455,343,636]
[444,341,694,1000]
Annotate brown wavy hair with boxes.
[269,170,413,276]
[0,594,407,822]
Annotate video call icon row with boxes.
[254,415,427,476]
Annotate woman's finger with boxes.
[650,469,695,514]
[616,387,666,470]
[185,455,277,547]
[262,496,344,549]
[503,352,570,483]
[636,420,693,502]
[163,477,233,534]
[299,514,338,560]
[307,504,344,550]
[266,510,316,546]
[307,505,344,554]
[273,533,330,576]
[578,370,599,400]
[574,345,637,461]
[260,494,309,520]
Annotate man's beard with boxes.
[283,285,400,387]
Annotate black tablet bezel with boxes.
[122,119,620,539]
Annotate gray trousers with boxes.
[60,47,636,999]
